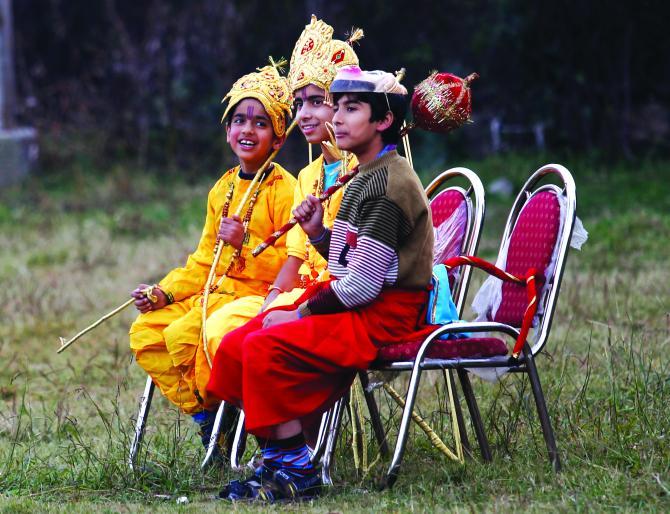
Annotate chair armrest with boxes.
[443,255,543,358]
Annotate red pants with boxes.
[206,286,431,437]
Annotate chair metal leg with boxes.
[201,402,241,469]
[456,368,492,462]
[230,410,247,470]
[200,401,225,469]
[384,365,425,489]
[358,372,390,457]
[524,348,561,472]
[310,409,332,465]
[445,370,471,456]
[129,376,155,471]
[321,395,347,486]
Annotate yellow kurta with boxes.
[204,154,357,364]
[130,164,296,413]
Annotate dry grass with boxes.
[0,157,669,512]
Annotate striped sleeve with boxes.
[330,235,396,307]
[306,197,408,313]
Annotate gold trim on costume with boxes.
[287,15,363,95]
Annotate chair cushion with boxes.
[494,191,560,326]
[376,336,508,362]
[430,189,466,227]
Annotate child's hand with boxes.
[262,309,300,328]
[218,214,244,249]
[132,284,167,313]
[293,194,324,239]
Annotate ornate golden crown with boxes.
[221,62,293,137]
[287,15,363,94]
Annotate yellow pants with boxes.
[129,292,237,414]
[129,288,305,414]
[198,288,306,403]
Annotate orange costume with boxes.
[129,65,296,414]
[204,154,356,351]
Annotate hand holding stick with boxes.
[252,165,359,257]
[57,285,158,354]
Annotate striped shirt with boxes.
[299,150,434,316]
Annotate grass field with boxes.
[0,154,669,512]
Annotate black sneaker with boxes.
[219,465,275,501]
[220,467,322,503]
[271,468,322,501]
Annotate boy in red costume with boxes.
[208,66,434,502]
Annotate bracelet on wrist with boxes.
[267,285,284,295]
[309,227,327,244]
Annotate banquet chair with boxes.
[318,166,486,485]
[369,163,576,488]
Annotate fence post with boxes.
[0,0,37,186]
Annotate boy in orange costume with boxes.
[128,64,296,448]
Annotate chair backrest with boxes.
[492,164,576,355]
[425,167,485,316]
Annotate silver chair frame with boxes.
[318,167,486,485]
[372,164,576,488]
[129,370,250,472]
[128,375,154,471]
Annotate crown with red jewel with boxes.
[288,15,363,94]
[221,60,293,137]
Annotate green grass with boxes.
[0,154,669,512]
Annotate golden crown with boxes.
[287,15,363,94]
[221,61,293,137]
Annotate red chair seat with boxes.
[377,336,508,362]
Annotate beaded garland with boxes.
[207,170,267,294]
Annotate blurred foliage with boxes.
[10,0,670,177]
[3,150,669,267]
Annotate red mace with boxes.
[409,71,479,133]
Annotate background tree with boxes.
[10,0,670,175]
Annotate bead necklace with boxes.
[208,169,266,294]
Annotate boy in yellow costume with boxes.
[128,64,296,441]
[204,16,362,376]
